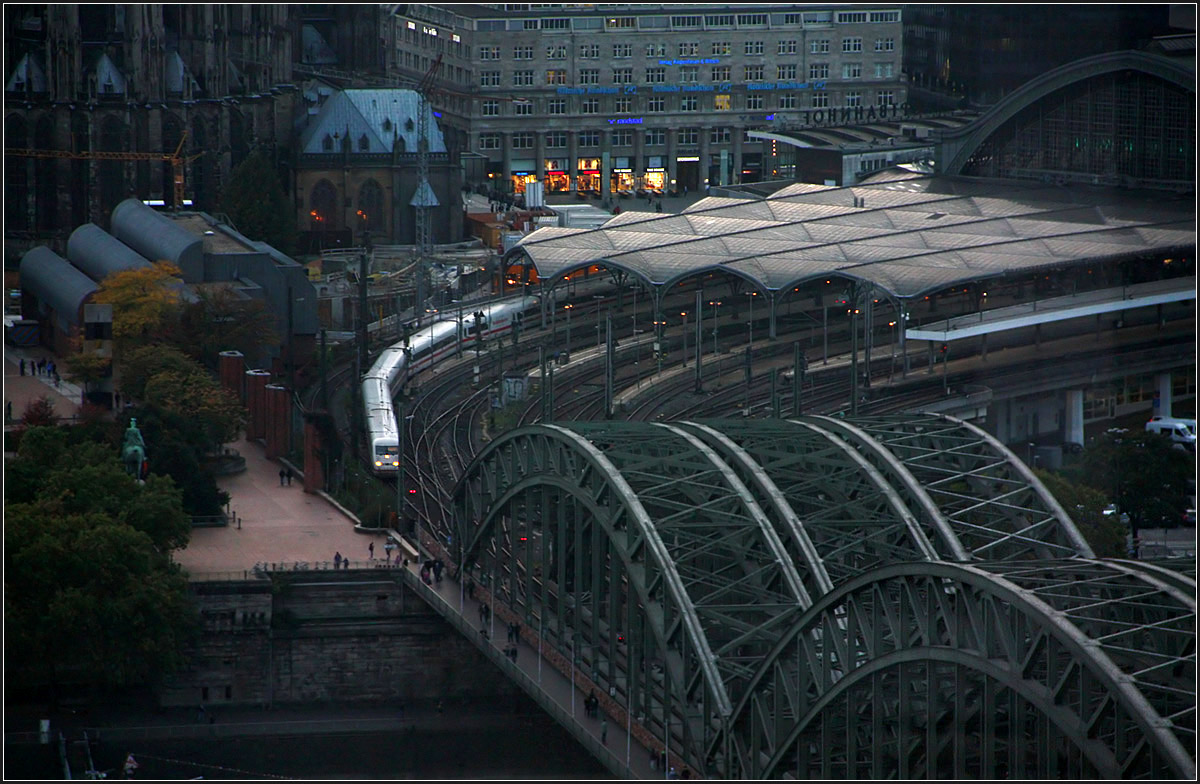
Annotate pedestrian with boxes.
[53,371,60,388]
[668,766,678,780]
[384,540,396,564]
[479,603,488,624]
[512,623,520,644]
[601,718,608,744]
[506,622,514,643]
[18,358,24,376]
[402,557,409,569]
[650,749,657,770]
[656,201,663,213]
[285,468,293,486]
[510,645,518,663]
[369,541,375,559]
[334,551,343,569]
[279,467,286,486]
[5,400,11,421]
[114,391,120,409]
[467,578,476,599]
[682,184,688,196]
[432,558,443,583]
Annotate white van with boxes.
[1145,416,1196,450]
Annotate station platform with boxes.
[906,277,1196,343]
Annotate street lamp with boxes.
[709,300,722,382]
[594,294,604,349]
[680,311,688,368]
[564,303,574,357]
[747,291,757,346]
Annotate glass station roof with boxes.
[507,172,1195,299]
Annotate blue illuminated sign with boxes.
[658,58,720,66]
[606,117,643,125]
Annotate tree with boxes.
[219,150,297,255]
[119,344,201,402]
[63,338,112,400]
[1074,430,1196,534]
[19,395,56,427]
[1033,468,1125,558]
[142,369,245,450]
[92,262,184,347]
[165,285,279,371]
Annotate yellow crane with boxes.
[5,132,202,209]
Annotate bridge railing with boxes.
[396,565,637,779]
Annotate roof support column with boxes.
[768,292,777,340]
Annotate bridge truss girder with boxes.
[451,415,1194,779]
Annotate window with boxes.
[647,97,665,112]
[877,90,895,107]
[811,39,830,54]
[870,11,900,23]
[671,15,701,29]
[646,67,666,84]
[481,99,500,116]
[547,44,567,60]
[875,38,895,52]
[705,14,734,28]
[546,69,567,85]
[578,130,600,146]
[842,37,863,53]
[548,98,567,115]
[542,18,570,30]
[646,43,666,57]
[580,43,600,59]
[744,40,764,56]
[580,69,599,85]
[843,62,861,80]
[546,132,567,148]
[737,13,768,27]
[777,64,796,80]
[714,94,731,111]
[711,41,731,55]
[743,64,764,81]
[803,11,833,25]
[512,132,535,149]
[680,96,698,111]
[778,93,797,109]
[523,19,539,30]
[678,41,699,56]
[746,94,764,110]
[837,11,868,24]
[480,46,500,60]
[615,97,632,113]
[678,128,698,146]
[810,91,828,109]
[845,90,861,107]
[515,101,533,116]
[613,68,633,84]
[613,43,632,58]
[513,70,533,86]
[778,40,797,55]
[611,130,632,146]
[709,65,729,81]
[582,98,600,114]
[644,128,665,145]
[514,46,533,60]
[680,66,698,83]
[874,62,893,79]
[480,71,500,87]
[605,17,636,29]
[710,126,730,143]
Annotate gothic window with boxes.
[357,179,383,234]
[310,179,338,229]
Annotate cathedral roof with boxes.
[298,89,447,155]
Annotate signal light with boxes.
[940,343,949,354]
[409,488,417,494]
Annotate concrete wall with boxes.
[159,573,521,709]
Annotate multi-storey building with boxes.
[387,4,907,199]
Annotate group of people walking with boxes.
[17,356,60,387]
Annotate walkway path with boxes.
[4,345,84,424]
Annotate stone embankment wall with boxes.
[159,573,520,708]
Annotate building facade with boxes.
[387,4,907,199]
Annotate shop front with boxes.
[544,158,571,193]
[642,156,666,194]
[576,158,602,195]
[676,156,700,194]
[611,157,635,195]
[510,159,538,195]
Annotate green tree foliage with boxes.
[119,344,200,402]
[219,150,297,255]
[166,285,280,371]
[19,395,57,427]
[4,429,198,695]
[1075,430,1196,532]
[129,406,230,516]
[1033,468,1125,558]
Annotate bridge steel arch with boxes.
[451,415,1194,778]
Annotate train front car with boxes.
[364,345,406,476]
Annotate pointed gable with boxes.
[298,89,447,155]
[6,53,47,94]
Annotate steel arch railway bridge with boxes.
[449,413,1195,779]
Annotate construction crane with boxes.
[5,132,202,210]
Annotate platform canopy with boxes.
[506,172,1195,300]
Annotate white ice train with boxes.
[362,294,536,474]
